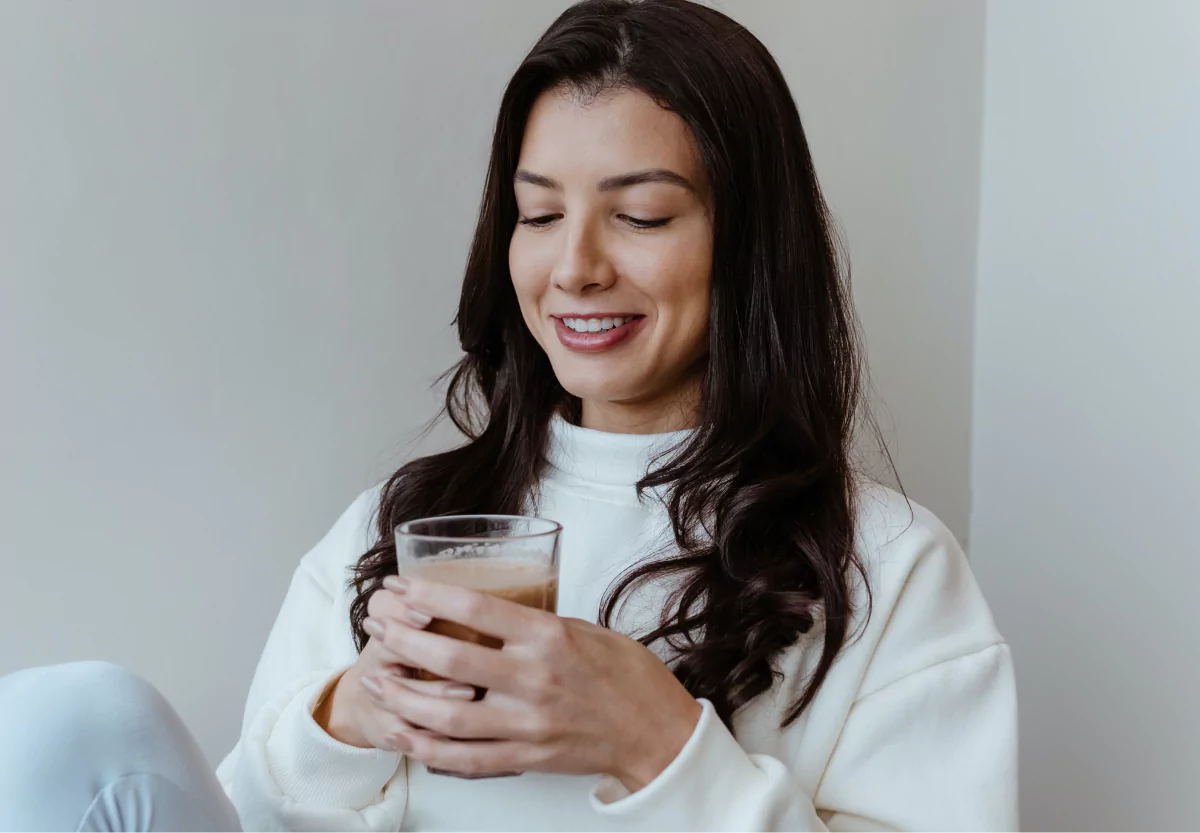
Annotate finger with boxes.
[367,588,432,630]
[375,716,429,752]
[387,575,554,643]
[364,616,514,691]
[360,676,451,749]
[383,673,477,701]
[364,674,517,740]
[398,732,544,778]
[362,618,419,666]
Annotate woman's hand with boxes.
[313,589,477,750]
[360,574,703,790]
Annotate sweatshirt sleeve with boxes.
[589,643,1016,832]
[590,493,1018,832]
[215,489,407,832]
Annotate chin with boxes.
[553,365,641,405]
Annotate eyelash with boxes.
[518,214,672,230]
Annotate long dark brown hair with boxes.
[350,0,872,728]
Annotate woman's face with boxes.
[509,87,712,434]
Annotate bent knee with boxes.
[0,661,171,742]
[0,662,208,825]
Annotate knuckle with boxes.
[459,591,488,622]
[524,665,556,699]
[523,712,553,743]
[440,643,470,678]
[439,707,466,737]
[366,588,389,618]
[539,617,572,652]
[383,714,408,739]
[380,723,408,751]
[402,731,429,759]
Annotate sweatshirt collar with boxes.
[545,414,693,487]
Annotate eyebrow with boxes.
[513,167,697,194]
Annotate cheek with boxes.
[640,247,711,352]
[508,237,545,322]
[675,281,711,356]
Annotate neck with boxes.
[580,376,702,435]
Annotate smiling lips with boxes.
[553,314,646,352]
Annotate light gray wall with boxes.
[0,0,984,764]
[0,0,569,763]
[732,0,986,546]
[969,1,1200,828]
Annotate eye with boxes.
[518,214,562,228]
[619,214,672,230]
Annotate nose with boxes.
[550,216,615,295]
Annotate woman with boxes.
[0,0,1016,830]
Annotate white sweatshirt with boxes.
[216,417,1018,831]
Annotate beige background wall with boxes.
[735,0,986,549]
[969,1,1200,828]
[0,1,987,766]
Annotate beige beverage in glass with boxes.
[394,515,560,778]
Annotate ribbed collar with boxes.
[545,414,694,487]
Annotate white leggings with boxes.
[0,662,241,832]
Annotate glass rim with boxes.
[394,514,562,544]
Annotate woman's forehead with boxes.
[517,87,704,186]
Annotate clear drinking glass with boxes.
[394,514,561,778]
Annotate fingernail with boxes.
[390,732,413,753]
[402,607,432,628]
[361,675,384,696]
[444,684,478,701]
[363,617,385,639]
[383,575,409,594]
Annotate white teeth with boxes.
[563,316,633,333]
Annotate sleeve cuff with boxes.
[264,669,403,810]
[590,698,796,828]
